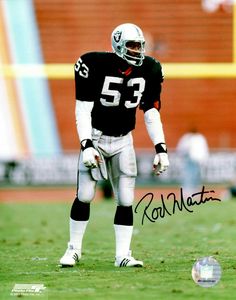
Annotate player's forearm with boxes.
[144,108,166,146]
[75,100,94,142]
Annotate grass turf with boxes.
[0,195,236,299]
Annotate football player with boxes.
[60,23,169,268]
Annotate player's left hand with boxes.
[153,153,169,175]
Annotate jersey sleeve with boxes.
[74,53,96,102]
[139,58,164,112]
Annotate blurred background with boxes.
[0,0,236,195]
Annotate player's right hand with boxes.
[82,147,101,168]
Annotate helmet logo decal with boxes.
[114,31,122,43]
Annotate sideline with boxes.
[0,186,226,203]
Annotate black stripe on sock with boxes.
[114,205,133,226]
[70,197,90,221]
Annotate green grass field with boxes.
[1,194,236,300]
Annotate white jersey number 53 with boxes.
[100,76,145,108]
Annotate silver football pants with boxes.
[77,130,137,206]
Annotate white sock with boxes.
[69,218,88,251]
[114,224,133,258]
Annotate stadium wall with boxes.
[33,0,235,150]
[0,0,235,159]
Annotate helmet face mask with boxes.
[111,23,145,67]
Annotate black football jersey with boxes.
[74,52,163,136]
